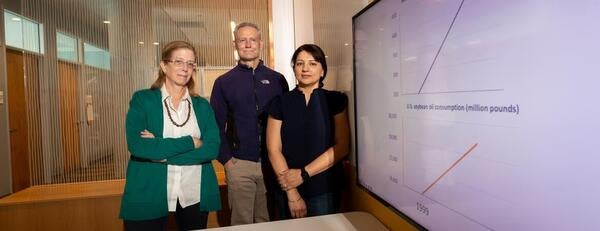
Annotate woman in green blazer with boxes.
[120,41,220,231]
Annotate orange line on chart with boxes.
[421,143,478,195]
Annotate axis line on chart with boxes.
[422,143,478,195]
[417,0,466,94]
[403,89,504,96]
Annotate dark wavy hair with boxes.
[150,40,198,96]
[291,44,328,88]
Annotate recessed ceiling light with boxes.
[11,17,21,21]
[153,42,159,45]
[344,43,349,46]
[103,20,110,24]
[138,41,144,45]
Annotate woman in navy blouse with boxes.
[266,44,350,219]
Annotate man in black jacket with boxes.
[210,22,288,225]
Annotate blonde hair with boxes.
[150,40,199,96]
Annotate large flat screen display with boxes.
[353,0,600,230]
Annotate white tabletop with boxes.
[205,211,389,231]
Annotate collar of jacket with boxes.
[292,86,323,95]
[236,59,265,72]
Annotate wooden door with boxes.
[58,62,81,172]
[6,49,30,192]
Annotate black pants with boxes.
[124,201,208,231]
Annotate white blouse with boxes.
[161,86,202,211]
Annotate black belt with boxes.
[130,155,167,164]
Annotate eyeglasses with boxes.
[166,59,197,69]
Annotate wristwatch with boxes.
[300,167,310,182]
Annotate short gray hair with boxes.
[234,22,262,40]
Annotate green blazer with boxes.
[120,88,221,220]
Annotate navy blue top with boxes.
[211,61,288,164]
[269,87,348,197]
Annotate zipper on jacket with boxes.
[252,68,262,156]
